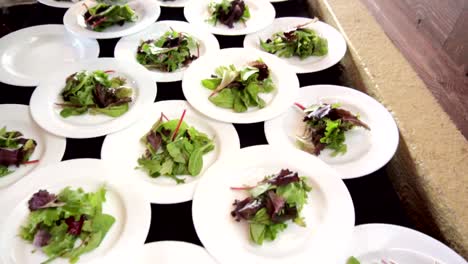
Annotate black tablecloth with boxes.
[0,0,412,246]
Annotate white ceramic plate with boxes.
[192,145,355,264]
[0,25,99,87]
[157,0,190,7]
[184,0,276,36]
[348,224,467,264]
[38,0,81,8]
[182,48,300,124]
[63,0,161,39]
[0,104,66,190]
[270,0,288,2]
[265,85,399,179]
[114,20,220,83]
[137,241,217,263]
[30,58,157,139]
[0,159,151,264]
[244,17,347,73]
[101,100,240,204]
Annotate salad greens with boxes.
[137,110,215,184]
[231,169,312,245]
[83,2,137,32]
[20,186,115,264]
[260,20,328,59]
[0,126,38,177]
[347,256,361,264]
[136,29,199,72]
[201,60,275,112]
[207,0,250,28]
[295,102,370,156]
[58,70,133,118]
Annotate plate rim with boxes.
[0,158,152,264]
[0,24,100,87]
[183,0,276,36]
[37,0,77,8]
[0,104,66,190]
[157,0,190,7]
[138,241,217,263]
[264,84,399,179]
[101,99,241,204]
[182,47,300,124]
[29,57,157,139]
[192,144,355,264]
[243,17,347,73]
[63,0,161,39]
[349,223,467,264]
[114,20,220,83]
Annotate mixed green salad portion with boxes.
[20,186,115,264]
[136,29,199,72]
[58,70,133,118]
[83,2,137,32]
[260,20,328,59]
[295,102,370,156]
[231,169,312,245]
[0,127,38,177]
[201,60,275,112]
[207,0,250,28]
[137,110,215,184]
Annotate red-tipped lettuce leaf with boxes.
[33,229,51,247]
[231,197,263,221]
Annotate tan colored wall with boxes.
[307,0,468,257]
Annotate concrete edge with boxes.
[307,0,468,257]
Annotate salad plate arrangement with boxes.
[346,224,466,264]
[244,17,347,73]
[0,25,99,87]
[184,0,275,36]
[101,100,240,204]
[30,58,157,139]
[157,0,191,8]
[0,159,151,264]
[114,20,220,82]
[63,0,161,39]
[265,85,399,179]
[137,241,217,263]
[0,104,65,189]
[192,145,355,264]
[38,0,80,9]
[182,48,299,123]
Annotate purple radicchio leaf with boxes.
[271,204,299,223]
[218,0,246,28]
[249,60,270,81]
[265,190,286,218]
[28,190,64,211]
[65,215,85,236]
[146,131,162,151]
[267,169,300,186]
[328,108,370,130]
[231,197,263,221]
[0,148,21,166]
[33,229,51,247]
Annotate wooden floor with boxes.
[359,0,468,138]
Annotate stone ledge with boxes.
[307,0,468,258]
